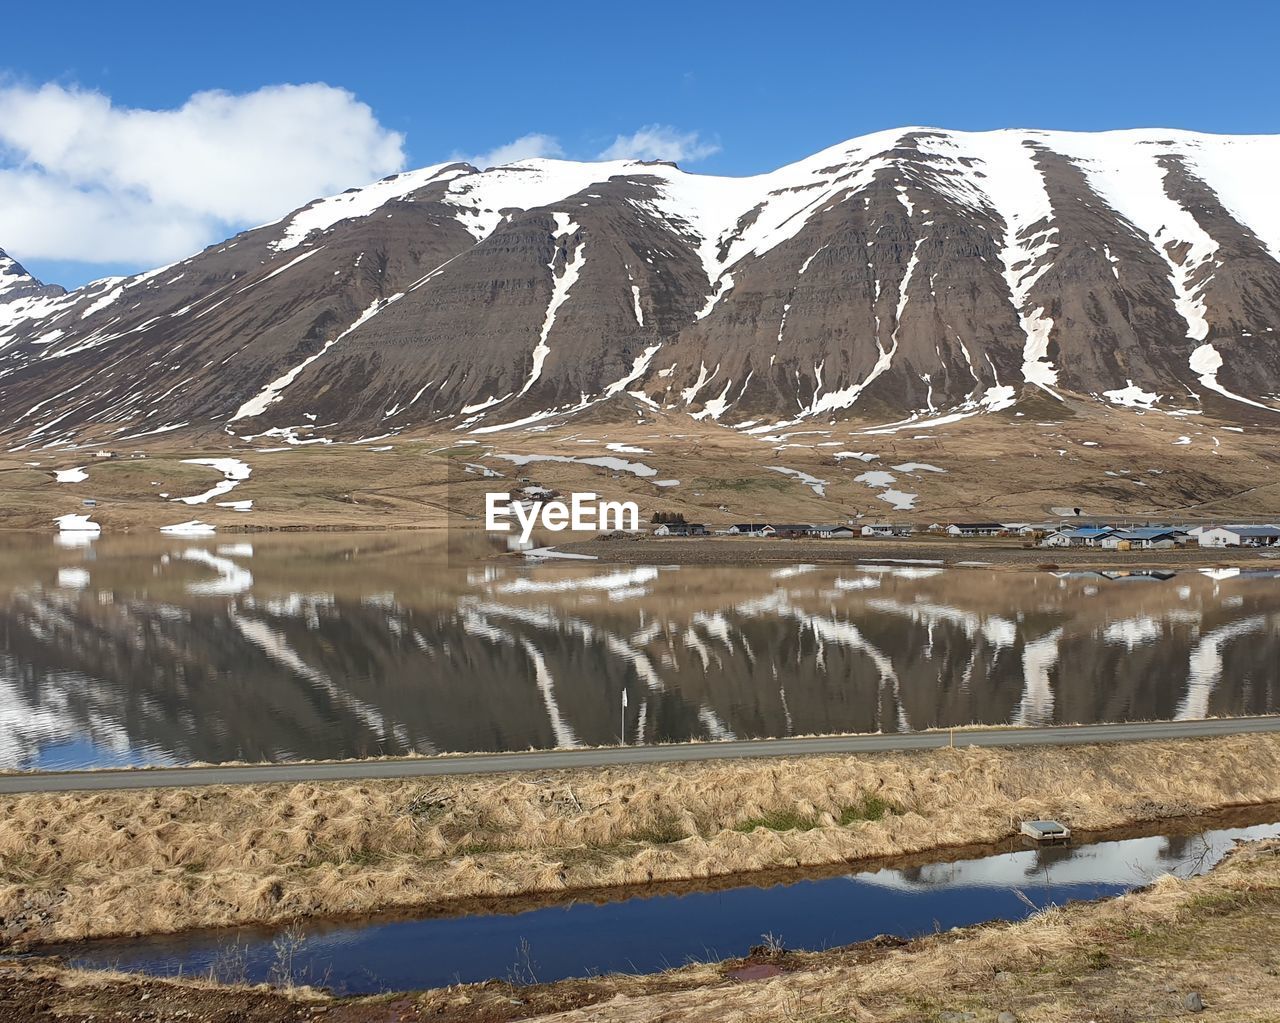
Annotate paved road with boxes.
[4,716,1280,794]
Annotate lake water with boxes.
[51,813,1280,992]
[2,532,1279,770]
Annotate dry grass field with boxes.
[4,734,1280,946]
[5,395,1280,535]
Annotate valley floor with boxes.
[5,396,1280,537]
[4,833,1280,1022]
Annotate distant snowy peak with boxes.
[0,249,64,304]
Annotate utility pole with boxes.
[621,687,628,745]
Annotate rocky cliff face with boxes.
[2,128,1278,447]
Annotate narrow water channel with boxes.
[47,813,1280,995]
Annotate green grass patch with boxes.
[691,475,791,493]
[734,809,823,833]
[629,810,688,845]
[734,794,903,834]
[837,793,902,825]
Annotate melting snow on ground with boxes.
[463,462,503,478]
[54,513,100,533]
[852,469,918,510]
[766,466,828,497]
[172,458,251,505]
[160,520,217,536]
[855,470,898,488]
[53,467,88,483]
[1103,382,1159,410]
[877,489,918,510]
[1190,343,1280,413]
[521,547,599,560]
[891,462,946,473]
[493,453,659,478]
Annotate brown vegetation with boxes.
[4,735,1280,946]
[6,392,1280,537]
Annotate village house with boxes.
[1040,526,1115,548]
[861,524,914,537]
[652,522,709,537]
[1008,522,1060,537]
[772,523,819,538]
[1199,525,1280,547]
[945,522,1006,537]
[810,525,856,538]
[727,523,776,537]
[1098,527,1186,550]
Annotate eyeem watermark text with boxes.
[486,491,638,543]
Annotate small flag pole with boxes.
[621,687,628,745]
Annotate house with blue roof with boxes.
[1099,527,1188,550]
[1040,526,1116,548]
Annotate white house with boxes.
[1199,525,1280,547]
[861,524,914,538]
[1040,526,1118,548]
[945,522,1005,537]
[728,523,776,537]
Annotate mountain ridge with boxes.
[2,126,1278,449]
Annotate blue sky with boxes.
[3,0,1277,286]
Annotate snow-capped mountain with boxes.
[0,248,65,306]
[2,127,1279,447]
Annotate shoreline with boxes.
[7,518,1280,571]
[557,534,1280,570]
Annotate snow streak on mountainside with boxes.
[1,128,1279,448]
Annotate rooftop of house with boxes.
[1108,527,1182,539]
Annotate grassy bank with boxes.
[6,836,1280,1021]
[4,734,1280,946]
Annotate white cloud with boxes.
[597,124,720,164]
[0,82,406,266]
[460,132,565,168]
[457,125,720,169]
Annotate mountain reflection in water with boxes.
[2,533,1278,769]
